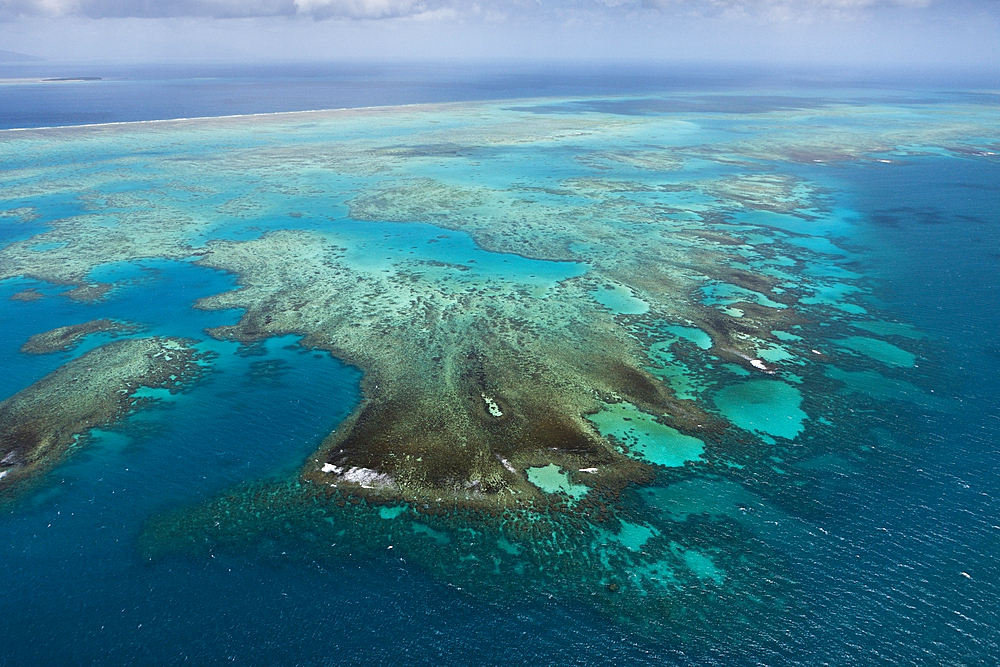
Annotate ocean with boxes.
[1,62,998,665]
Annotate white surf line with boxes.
[0,103,429,133]
[0,90,658,134]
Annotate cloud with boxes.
[1,0,997,64]
[0,0,984,22]
[294,0,431,19]
[640,0,934,21]
[1,0,287,19]
[0,0,440,19]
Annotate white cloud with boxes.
[0,0,297,19]
[0,0,441,19]
[294,0,429,19]
[1,0,997,64]
[640,0,934,21]
[0,0,986,23]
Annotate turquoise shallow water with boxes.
[588,401,705,467]
[1,71,1000,665]
[713,380,807,440]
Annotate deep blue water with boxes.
[0,61,775,130]
[769,156,1000,664]
[2,61,998,130]
[1,64,999,665]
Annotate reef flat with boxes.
[20,318,142,354]
[0,337,205,494]
[1,92,992,640]
[194,229,709,508]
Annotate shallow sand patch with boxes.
[713,379,807,440]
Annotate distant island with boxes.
[41,77,102,82]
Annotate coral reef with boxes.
[0,337,206,494]
[20,319,143,354]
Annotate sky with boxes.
[0,0,998,66]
